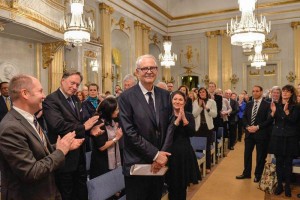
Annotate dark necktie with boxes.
[33,117,50,154]
[146,92,156,118]
[67,97,76,113]
[251,101,258,125]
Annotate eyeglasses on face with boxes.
[138,66,158,73]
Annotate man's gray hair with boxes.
[135,54,157,68]
[271,86,281,93]
[123,74,137,83]
[9,74,33,102]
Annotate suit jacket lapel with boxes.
[10,109,49,154]
[57,90,79,120]
[71,96,81,120]
[154,87,160,127]
[134,85,157,127]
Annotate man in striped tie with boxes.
[236,85,272,183]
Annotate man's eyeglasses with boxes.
[138,66,158,73]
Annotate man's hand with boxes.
[70,138,85,150]
[155,151,171,166]
[151,162,162,174]
[247,125,258,133]
[56,131,76,155]
[84,116,99,131]
[90,123,105,136]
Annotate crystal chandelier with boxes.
[227,0,271,51]
[159,37,177,68]
[248,41,268,69]
[60,0,95,46]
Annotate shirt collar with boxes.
[138,82,154,95]
[13,106,35,125]
[59,88,70,99]
[254,97,263,104]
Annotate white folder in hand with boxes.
[130,164,168,176]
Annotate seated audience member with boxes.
[166,91,201,200]
[0,74,83,200]
[178,85,193,113]
[90,97,123,179]
[82,83,101,151]
[76,90,85,103]
[193,87,217,174]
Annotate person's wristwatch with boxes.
[112,138,118,143]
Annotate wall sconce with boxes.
[286,71,296,83]
[202,75,210,87]
[230,74,239,85]
[102,72,108,79]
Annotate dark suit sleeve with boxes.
[257,102,272,129]
[0,125,65,183]
[43,95,85,138]
[242,103,250,127]
[118,94,158,160]
[230,101,239,116]
[161,115,175,152]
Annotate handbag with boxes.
[258,162,277,194]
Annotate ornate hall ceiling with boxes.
[106,0,300,35]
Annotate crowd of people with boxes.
[1,54,300,200]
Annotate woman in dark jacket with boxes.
[82,83,101,151]
[269,85,300,197]
[166,91,201,200]
[89,97,123,179]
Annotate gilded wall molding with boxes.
[84,50,97,59]
[99,3,114,14]
[0,0,62,32]
[149,33,160,45]
[42,41,65,69]
[291,21,300,29]
[141,23,151,32]
[206,30,221,38]
[134,20,142,27]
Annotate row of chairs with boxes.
[190,127,227,178]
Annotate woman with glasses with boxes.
[269,85,300,197]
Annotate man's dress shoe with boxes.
[236,174,251,179]
[253,177,260,183]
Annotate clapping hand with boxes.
[90,122,105,136]
[284,102,289,115]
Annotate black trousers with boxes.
[55,161,88,200]
[275,155,293,188]
[228,122,237,148]
[124,175,164,200]
[243,136,268,178]
[237,118,244,141]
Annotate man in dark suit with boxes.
[118,54,173,200]
[225,89,239,150]
[0,74,83,200]
[0,82,11,122]
[43,71,102,200]
[236,85,272,182]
